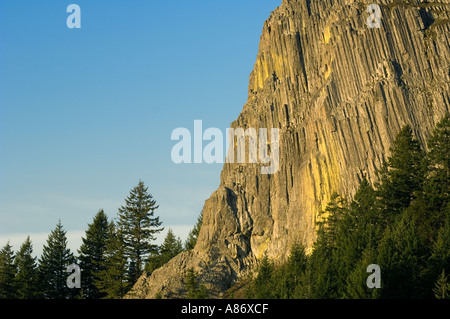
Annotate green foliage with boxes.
[184,267,208,299]
[37,221,75,299]
[78,209,109,299]
[433,270,449,299]
[94,222,130,299]
[0,179,173,299]
[185,211,203,251]
[145,229,183,274]
[14,237,37,299]
[0,242,17,299]
[118,180,163,283]
[376,125,426,217]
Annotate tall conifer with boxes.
[14,237,37,299]
[37,221,75,299]
[118,180,163,283]
[78,209,109,299]
[0,242,16,299]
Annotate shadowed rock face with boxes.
[127,0,450,299]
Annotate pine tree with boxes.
[118,180,163,283]
[37,221,75,299]
[94,222,129,299]
[145,229,183,274]
[185,210,203,251]
[0,242,17,299]
[14,237,37,299]
[78,209,109,299]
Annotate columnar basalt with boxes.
[127,0,450,299]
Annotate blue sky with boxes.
[0,0,281,255]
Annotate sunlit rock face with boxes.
[127,0,450,299]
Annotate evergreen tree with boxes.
[376,215,428,298]
[427,114,450,175]
[246,254,275,299]
[350,177,383,240]
[429,209,450,287]
[278,243,308,298]
[317,193,348,248]
[409,115,450,243]
[312,193,347,298]
[376,125,426,218]
[184,210,203,251]
[306,245,336,298]
[118,180,163,283]
[145,229,183,274]
[433,270,449,299]
[94,222,129,299]
[334,178,382,297]
[78,209,109,299]
[37,221,75,299]
[344,246,380,299]
[184,267,207,299]
[14,237,37,299]
[0,242,17,299]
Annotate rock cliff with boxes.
[127,0,450,298]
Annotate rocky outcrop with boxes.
[128,0,450,298]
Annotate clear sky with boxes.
[0,0,281,255]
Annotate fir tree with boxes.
[78,209,109,299]
[0,242,17,299]
[376,215,428,298]
[94,222,129,299]
[278,243,308,298]
[433,270,449,299]
[376,125,426,217]
[118,180,163,283]
[429,210,450,287]
[14,237,37,299]
[316,193,348,248]
[37,221,75,299]
[185,210,203,251]
[246,254,275,299]
[409,115,450,243]
[344,246,380,299]
[427,114,450,174]
[145,229,183,274]
[184,267,207,299]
